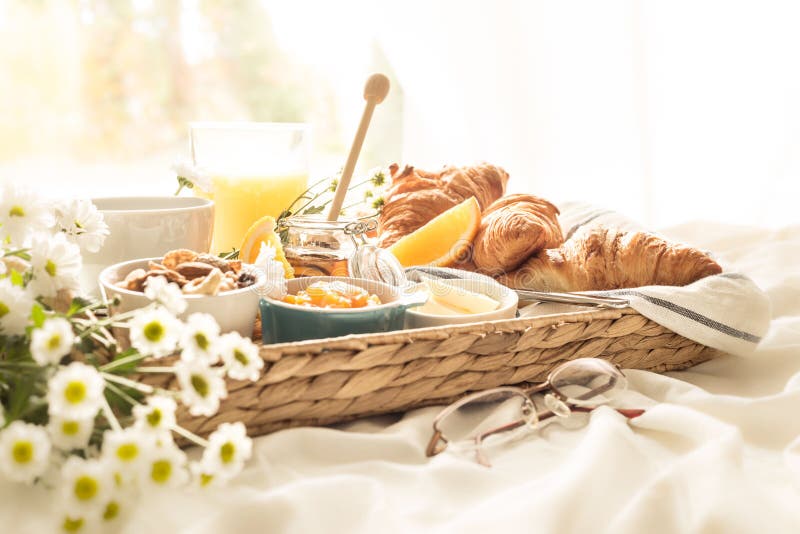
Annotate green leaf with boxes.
[30,304,46,328]
[66,296,94,317]
[218,249,240,260]
[303,204,326,215]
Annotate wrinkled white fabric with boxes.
[2,222,799,533]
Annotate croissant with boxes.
[378,163,509,248]
[472,194,564,275]
[496,226,722,291]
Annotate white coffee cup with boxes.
[80,196,214,296]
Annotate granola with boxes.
[116,250,256,296]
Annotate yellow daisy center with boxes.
[47,334,62,351]
[73,476,99,501]
[62,421,80,436]
[190,374,209,398]
[194,332,209,351]
[220,441,235,464]
[146,408,162,427]
[44,259,57,277]
[64,381,87,404]
[9,205,24,217]
[151,459,172,484]
[103,501,120,521]
[233,349,249,366]
[143,321,164,342]
[200,473,214,487]
[116,443,139,462]
[11,441,33,464]
[0,301,9,318]
[62,516,84,532]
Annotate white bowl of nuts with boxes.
[99,249,266,337]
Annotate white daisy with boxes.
[128,306,182,358]
[219,332,263,382]
[132,395,177,436]
[139,441,188,488]
[31,317,75,366]
[54,199,110,254]
[178,313,220,364]
[144,275,187,316]
[60,457,112,512]
[29,232,82,298]
[0,420,52,483]
[0,278,34,336]
[189,460,222,489]
[0,184,55,246]
[172,159,212,192]
[47,362,105,420]
[201,422,252,479]
[253,242,287,299]
[47,415,94,451]
[175,360,227,417]
[101,427,155,474]
[99,487,134,528]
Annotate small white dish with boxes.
[404,277,519,329]
[81,196,215,297]
[99,257,264,337]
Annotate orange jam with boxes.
[283,281,382,309]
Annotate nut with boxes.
[195,253,232,273]
[182,267,224,295]
[174,262,215,280]
[119,268,148,291]
[148,261,167,271]
[162,249,198,270]
[144,269,188,288]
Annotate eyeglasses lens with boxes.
[549,359,628,405]
[438,390,535,451]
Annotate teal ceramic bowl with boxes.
[260,277,427,344]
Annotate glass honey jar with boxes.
[278,216,377,278]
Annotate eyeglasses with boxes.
[425,358,644,466]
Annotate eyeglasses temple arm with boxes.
[425,429,447,457]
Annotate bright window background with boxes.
[1,0,799,230]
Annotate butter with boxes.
[416,278,499,316]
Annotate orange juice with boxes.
[197,173,308,254]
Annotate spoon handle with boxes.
[327,73,390,221]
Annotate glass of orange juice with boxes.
[189,122,310,253]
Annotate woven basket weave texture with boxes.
[143,307,723,438]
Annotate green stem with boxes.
[102,372,154,394]
[100,352,149,372]
[294,177,373,218]
[281,175,332,218]
[171,424,209,448]
[135,366,175,373]
[174,184,184,196]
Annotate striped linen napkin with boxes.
[405,203,771,357]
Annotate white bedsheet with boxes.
[3,221,800,533]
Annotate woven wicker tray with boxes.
[145,307,724,438]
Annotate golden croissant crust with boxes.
[378,163,509,248]
[496,226,722,291]
[472,194,564,275]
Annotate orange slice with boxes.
[388,197,481,267]
[239,215,294,278]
